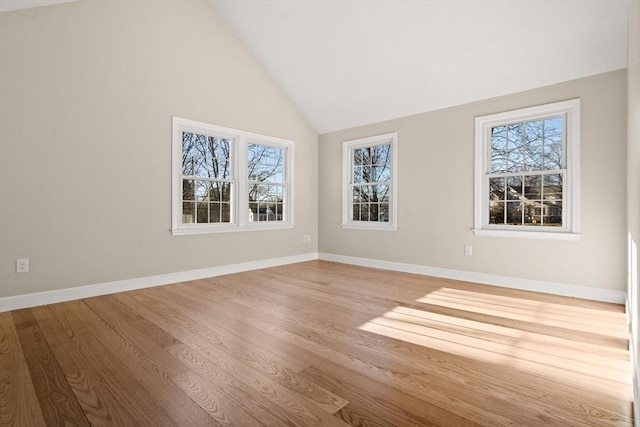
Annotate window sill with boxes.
[172,223,294,235]
[342,222,397,231]
[472,228,581,241]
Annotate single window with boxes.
[342,132,397,230]
[474,99,581,240]
[172,117,293,235]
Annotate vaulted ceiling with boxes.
[211,0,629,134]
[1,0,629,134]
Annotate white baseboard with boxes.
[1,251,626,312]
[0,252,319,312]
[319,252,627,304]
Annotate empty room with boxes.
[1,0,639,425]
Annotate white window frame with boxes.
[342,132,398,231]
[473,99,581,240]
[172,117,294,235]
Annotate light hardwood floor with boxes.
[0,260,633,426]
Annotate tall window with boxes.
[474,99,580,240]
[172,117,293,235]
[342,132,397,230]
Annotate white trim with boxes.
[0,253,318,312]
[318,252,626,304]
[342,132,398,230]
[473,99,581,240]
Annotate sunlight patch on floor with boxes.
[415,287,628,340]
[358,289,632,402]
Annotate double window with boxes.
[342,133,397,230]
[172,117,293,235]
[473,99,581,239]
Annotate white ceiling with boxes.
[0,0,73,13]
[1,0,629,134]
[211,0,629,134]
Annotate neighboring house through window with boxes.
[473,99,581,240]
[172,117,293,235]
[342,132,397,230]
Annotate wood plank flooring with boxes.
[0,260,633,426]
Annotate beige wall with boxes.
[319,70,628,292]
[0,0,318,298]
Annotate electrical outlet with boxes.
[464,245,472,256]
[302,234,311,243]
[16,258,29,273]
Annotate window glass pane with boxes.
[544,117,563,144]
[369,184,383,202]
[362,165,372,183]
[248,183,284,222]
[544,143,562,170]
[372,164,390,182]
[372,144,390,168]
[182,132,231,179]
[506,201,522,224]
[359,185,371,202]
[209,202,222,223]
[352,204,360,221]
[352,186,363,203]
[489,177,505,201]
[524,143,544,171]
[369,203,379,222]
[524,175,542,199]
[376,184,390,202]
[506,176,523,200]
[542,201,562,226]
[507,123,524,172]
[182,202,195,224]
[379,203,389,222]
[523,201,542,226]
[544,117,563,170]
[221,202,231,223]
[249,202,257,222]
[489,202,504,224]
[219,182,232,202]
[196,202,209,223]
[522,120,544,171]
[373,144,389,158]
[249,183,262,202]
[195,181,210,201]
[214,139,232,179]
[354,148,369,166]
[543,174,563,200]
[524,120,543,145]
[360,204,370,221]
[274,203,283,221]
[353,165,363,183]
[182,179,195,201]
[182,132,198,175]
[491,126,507,173]
[248,144,284,183]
